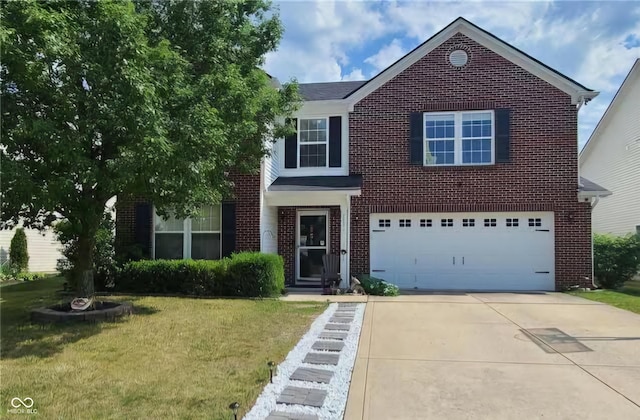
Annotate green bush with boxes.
[9,228,29,272]
[115,252,284,297]
[55,215,116,291]
[0,264,45,283]
[358,274,400,296]
[594,233,640,289]
[224,252,285,297]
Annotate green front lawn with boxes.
[571,280,640,314]
[1,277,326,419]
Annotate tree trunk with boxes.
[76,232,96,296]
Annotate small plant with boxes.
[594,233,640,289]
[357,274,400,296]
[9,228,29,272]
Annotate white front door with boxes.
[370,212,555,291]
[297,210,329,285]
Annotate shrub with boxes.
[224,252,285,297]
[594,233,640,289]
[55,214,116,291]
[115,252,284,297]
[9,228,29,272]
[358,274,400,296]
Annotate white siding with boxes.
[260,138,279,254]
[264,139,280,188]
[0,227,63,273]
[580,65,640,236]
[260,205,278,254]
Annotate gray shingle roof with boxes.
[579,177,611,196]
[298,81,367,101]
[269,175,362,191]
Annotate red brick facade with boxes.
[348,33,592,290]
[115,172,262,258]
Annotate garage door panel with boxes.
[370,212,555,291]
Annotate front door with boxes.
[297,210,329,284]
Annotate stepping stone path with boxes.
[303,352,340,365]
[267,303,362,419]
[318,331,348,340]
[266,413,318,420]
[277,387,327,407]
[325,323,350,331]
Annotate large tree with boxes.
[1,0,298,291]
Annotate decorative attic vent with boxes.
[449,49,468,67]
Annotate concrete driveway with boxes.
[344,293,640,419]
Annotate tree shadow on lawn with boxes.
[1,288,158,360]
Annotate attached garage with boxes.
[369,212,555,291]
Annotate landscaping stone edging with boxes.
[30,301,133,324]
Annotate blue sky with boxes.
[264,1,640,148]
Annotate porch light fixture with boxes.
[229,402,240,420]
[267,361,276,383]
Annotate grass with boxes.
[1,277,327,419]
[570,280,640,314]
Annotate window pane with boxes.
[191,233,221,260]
[463,151,471,163]
[299,249,325,278]
[155,233,183,259]
[425,114,455,140]
[155,212,184,232]
[300,144,327,167]
[300,119,309,130]
[192,206,221,232]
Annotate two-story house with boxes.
[116,17,610,291]
[580,59,639,236]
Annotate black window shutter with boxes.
[221,202,236,258]
[134,203,152,258]
[495,109,511,163]
[409,112,424,165]
[329,116,342,167]
[284,118,298,168]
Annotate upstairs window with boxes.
[299,118,328,168]
[424,111,494,166]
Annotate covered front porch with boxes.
[263,175,361,289]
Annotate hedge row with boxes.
[114,252,285,297]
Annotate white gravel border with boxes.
[243,302,366,420]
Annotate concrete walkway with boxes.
[345,293,640,420]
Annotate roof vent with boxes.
[449,50,468,67]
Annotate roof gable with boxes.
[345,17,597,108]
[580,59,640,163]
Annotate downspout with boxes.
[589,196,601,289]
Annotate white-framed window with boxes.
[153,205,221,260]
[424,110,494,166]
[298,118,328,168]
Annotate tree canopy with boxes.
[1,0,299,280]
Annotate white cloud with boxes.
[342,68,366,81]
[364,39,408,73]
[265,0,391,82]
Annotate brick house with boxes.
[116,17,610,291]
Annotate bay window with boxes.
[154,205,221,260]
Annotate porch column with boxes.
[340,196,350,288]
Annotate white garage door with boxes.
[369,212,555,291]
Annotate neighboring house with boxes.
[0,226,63,272]
[116,17,611,291]
[580,59,640,236]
